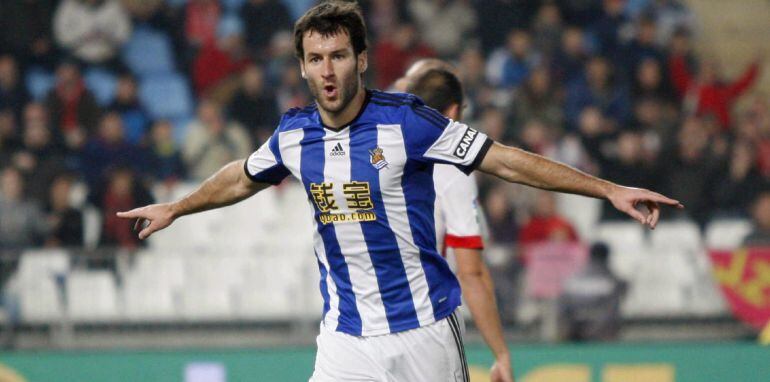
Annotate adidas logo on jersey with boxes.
[330,142,346,157]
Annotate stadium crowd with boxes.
[0,0,767,261]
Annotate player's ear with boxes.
[298,59,307,79]
[357,50,368,74]
[445,103,461,121]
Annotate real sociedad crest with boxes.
[369,147,388,170]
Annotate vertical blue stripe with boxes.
[314,251,330,319]
[300,127,362,334]
[350,124,420,331]
[401,159,462,320]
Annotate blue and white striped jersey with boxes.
[245,90,492,336]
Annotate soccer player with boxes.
[117,2,682,381]
[403,64,514,382]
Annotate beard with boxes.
[306,63,361,116]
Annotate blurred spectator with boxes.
[483,185,517,246]
[518,191,579,247]
[374,23,435,89]
[359,0,410,41]
[144,120,186,182]
[454,47,492,120]
[592,0,631,56]
[519,119,557,157]
[585,129,656,220]
[550,26,588,84]
[0,109,21,166]
[0,55,29,114]
[631,57,676,105]
[657,117,722,225]
[713,140,765,217]
[13,103,69,205]
[276,64,310,112]
[0,0,57,69]
[559,242,626,341]
[408,0,477,58]
[80,111,144,189]
[183,99,251,180]
[479,106,508,144]
[109,73,149,145]
[512,67,563,133]
[744,191,770,246]
[91,166,152,249]
[0,166,48,250]
[669,52,761,130]
[45,61,102,150]
[531,1,563,58]
[227,64,280,145]
[487,29,541,89]
[184,0,221,49]
[192,15,252,98]
[121,0,163,21]
[44,173,84,248]
[240,0,292,58]
[474,0,536,55]
[643,0,695,44]
[618,14,665,79]
[53,0,132,69]
[565,56,631,128]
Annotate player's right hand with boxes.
[116,203,176,240]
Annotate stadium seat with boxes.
[24,67,55,101]
[180,283,234,321]
[556,193,602,241]
[650,220,703,253]
[83,67,118,106]
[705,218,753,250]
[18,276,63,323]
[17,249,70,282]
[131,251,186,290]
[139,73,194,120]
[622,249,691,316]
[66,270,119,322]
[122,273,178,321]
[595,222,647,280]
[235,256,298,320]
[82,205,102,250]
[121,27,175,76]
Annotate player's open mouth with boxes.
[323,85,338,98]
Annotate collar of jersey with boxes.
[319,88,372,132]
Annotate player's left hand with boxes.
[606,185,684,229]
[490,356,514,382]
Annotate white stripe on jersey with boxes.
[376,124,436,327]
[279,128,341,330]
[322,128,389,335]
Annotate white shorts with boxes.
[309,310,469,382]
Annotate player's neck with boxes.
[318,86,367,130]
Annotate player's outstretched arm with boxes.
[116,159,270,239]
[477,142,683,229]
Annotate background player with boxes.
[117,2,682,381]
[403,64,514,382]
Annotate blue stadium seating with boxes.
[25,67,55,101]
[83,68,118,106]
[139,73,194,121]
[122,27,176,77]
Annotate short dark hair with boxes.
[293,1,368,60]
[407,68,464,114]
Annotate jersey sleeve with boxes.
[244,130,290,185]
[442,172,484,249]
[402,103,493,174]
